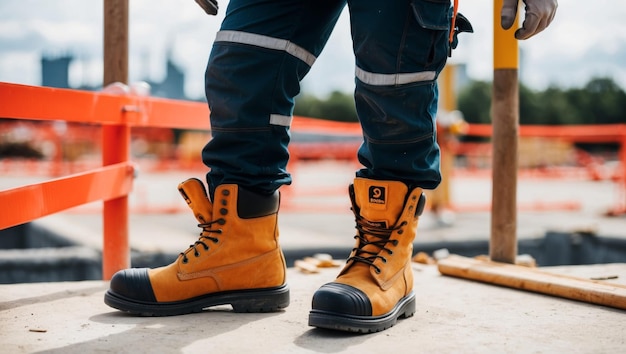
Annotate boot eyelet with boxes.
[194,251,200,257]
[217,218,226,225]
[219,208,228,215]
[398,230,403,234]
[374,267,381,274]
[182,258,188,264]
[381,257,387,263]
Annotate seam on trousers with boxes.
[364,131,434,145]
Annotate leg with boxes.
[352,0,450,189]
[203,0,347,195]
[104,0,347,316]
[309,0,452,333]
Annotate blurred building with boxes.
[41,54,72,89]
[40,52,193,101]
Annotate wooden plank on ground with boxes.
[438,255,626,310]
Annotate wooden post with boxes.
[490,0,519,263]
[102,0,131,279]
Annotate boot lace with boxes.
[349,213,407,274]
[180,218,224,264]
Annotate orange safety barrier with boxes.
[465,123,626,214]
[1,162,133,227]
[0,82,210,278]
[467,123,626,143]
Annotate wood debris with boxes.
[295,253,341,273]
[28,328,47,333]
[412,252,436,264]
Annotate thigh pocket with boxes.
[409,0,451,69]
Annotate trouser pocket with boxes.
[409,0,452,70]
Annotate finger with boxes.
[515,13,541,40]
[501,0,519,29]
[515,4,557,40]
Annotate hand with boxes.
[501,0,557,40]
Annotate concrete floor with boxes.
[1,263,625,353]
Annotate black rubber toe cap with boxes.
[311,282,372,316]
[109,268,157,303]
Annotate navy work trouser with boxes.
[203,0,452,195]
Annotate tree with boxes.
[575,78,626,124]
[294,91,357,122]
[457,80,491,124]
[297,77,626,126]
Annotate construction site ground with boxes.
[1,160,625,353]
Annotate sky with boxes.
[1,0,625,100]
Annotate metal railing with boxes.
[0,81,210,278]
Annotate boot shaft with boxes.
[178,178,279,224]
[342,178,426,288]
[177,178,281,266]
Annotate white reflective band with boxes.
[355,67,437,86]
[215,30,317,66]
[269,114,292,127]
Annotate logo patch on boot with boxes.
[369,186,386,205]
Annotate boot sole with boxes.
[308,291,416,333]
[104,284,290,316]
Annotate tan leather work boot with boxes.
[104,178,289,315]
[309,177,426,333]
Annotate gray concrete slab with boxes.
[1,263,625,353]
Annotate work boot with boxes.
[309,177,425,333]
[104,178,289,316]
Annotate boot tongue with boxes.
[353,178,408,230]
[177,178,213,223]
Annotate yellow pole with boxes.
[490,0,519,263]
[441,65,456,112]
[431,65,456,214]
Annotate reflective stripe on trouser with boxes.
[203,0,451,194]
